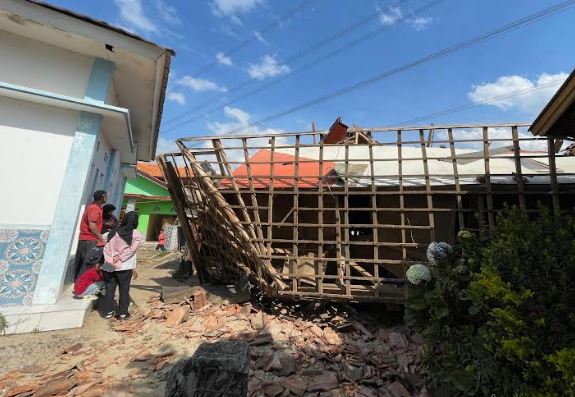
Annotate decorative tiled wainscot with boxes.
[0,227,49,306]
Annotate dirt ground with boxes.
[0,256,427,397]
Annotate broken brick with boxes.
[281,375,307,396]
[165,306,190,328]
[191,288,209,311]
[307,371,339,392]
[33,379,74,397]
[323,327,341,345]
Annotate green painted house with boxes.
[123,162,178,241]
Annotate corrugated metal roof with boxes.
[273,145,575,187]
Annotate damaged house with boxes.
[159,118,575,303]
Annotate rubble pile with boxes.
[0,290,429,397]
[0,327,179,397]
[145,291,429,397]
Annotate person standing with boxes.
[74,190,107,280]
[102,211,143,320]
[102,204,119,233]
[156,228,167,251]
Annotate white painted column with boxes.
[33,58,114,304]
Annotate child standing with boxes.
[73,261,104,300]
[156,228,167,251]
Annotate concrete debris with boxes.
[0,295,427,397]
[165,340,250,397]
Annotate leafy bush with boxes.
[405,206,575,396]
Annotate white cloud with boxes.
[156,136,180,155]
[247,55,290,80]
[167,92,186,105]
[409,16,433,31]
[376,5,434,31]
[216,52,233,66]
[468,73,568,115]
[211,0,264,20]
[377,6,402,26]
[205,106,286,164]
[114,0,157,33]
[177,76,228,92]
[436,127,548,152]
[156,0,181,24]
[253,31,267,44]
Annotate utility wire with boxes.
[162,0,443,133]
[393,78,566,125]
[188,0,317,80]
[218,0,575,137]
[163,0,411,126]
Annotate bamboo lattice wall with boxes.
[158,123,575,302]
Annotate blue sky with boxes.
[47,0,575,151]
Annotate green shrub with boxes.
[405,206,575,396]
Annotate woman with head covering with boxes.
[102,211,143,320]
[102,204,119,234]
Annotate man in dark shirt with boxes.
[74,190,107,280]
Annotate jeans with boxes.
[74,240,97,280]
[79,281,104,297]
[102,270,133,316]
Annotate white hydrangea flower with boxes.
[406,264,432,285]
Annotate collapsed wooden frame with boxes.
[157,123,575,302]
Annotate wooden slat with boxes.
[419,129,436,242]
[447,128,465,229]
[548,138,560,212]
[343,142,351,298]
[511,126,527,212]
[368,139,379,296]
[266,137,276,260]
[482,127,495,230]
[317,135,324,295]
[397,130,407,299]
[292,135,300,293]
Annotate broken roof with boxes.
[273,145,575,187]
[137,162,187,180]
[531,68,575,138]
[230,149,335,189]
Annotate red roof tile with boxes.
[137,162,187,179]
[228,150,335,189]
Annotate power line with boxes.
[162,0,443,133]
[220,0,575,136]
[393,78,566,125]
[187,0,317,80]
[163,0,411,127]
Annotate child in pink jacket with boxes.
[102,211,143,320]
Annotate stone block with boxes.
[165,340,249,397]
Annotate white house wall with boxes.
[0,30,93,99]
[0,97,76,226]
[0,33,118,306]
